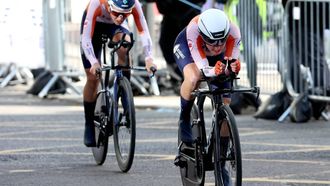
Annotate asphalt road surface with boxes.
[0,85,330,186]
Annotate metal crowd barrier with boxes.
[234,0,285,94]
[278,0,330,121]
[60,0,286,97]
[227,0,329,120]
[44,0,330,105]
[0,63,34,88]
[36,0,83,98]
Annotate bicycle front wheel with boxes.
[214,105,242,186]
[113,77,136,172]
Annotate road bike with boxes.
[91,33,154,172]
[174,67,260,185]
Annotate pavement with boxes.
[60,89,181,110]
[0,83,180,109]
[0,82,272,116]
[2,83,330,186]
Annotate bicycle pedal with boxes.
[174,155,186,168]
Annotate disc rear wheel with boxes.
[92,92,112,165]
[92,112,109,165]
[179,104,205,186]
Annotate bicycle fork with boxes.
[214,104,231,185]
[112,69,130,129]
[112,69,122,127]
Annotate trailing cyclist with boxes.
[80,0,157,147]
[173,8,241,185]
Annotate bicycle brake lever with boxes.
[149,66,157,78]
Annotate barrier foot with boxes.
[278,94,305,123]
[130,76,148,95]
[61,76,82,95]
[37,71,82,98]
[321,111,329,121]
[0,68,17,88]
[278,107,291,123]
[38,74,59,98]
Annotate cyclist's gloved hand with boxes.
[90,63,101,76]
[145,56,157,76]
[215,60,226,76]
[230,59,241,74]
[224,56,241,74]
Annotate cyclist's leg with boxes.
[111,24,132,80]
[82,70,98,147]
[80,20,107,147]
[173,28,200,145]
[221,83,231,137]
[221,91,231,138]
[220,135,231,186]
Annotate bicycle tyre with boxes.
[179,104,205,186]
[113,77,136,172]
[214,105,242,186]
[92,92,111,165]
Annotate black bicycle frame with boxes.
[193,77,260,166]
[100,33,135,127]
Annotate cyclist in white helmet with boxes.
[80,0,156,147]
[173,8,241,185]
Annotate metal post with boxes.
[43,0,64,71]
[145,3,160,96]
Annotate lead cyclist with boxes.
[173,9,242,185]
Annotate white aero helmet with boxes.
[198,9,230,45]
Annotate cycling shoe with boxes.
[84,122,96,147]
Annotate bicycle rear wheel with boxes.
[92,92,111,165]
[113,77,136,172]
[179,104,205,186]
[214,105,242,186]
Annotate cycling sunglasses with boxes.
[205,38,227,46]
[110,10,131,18]
[200,31,228,46]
